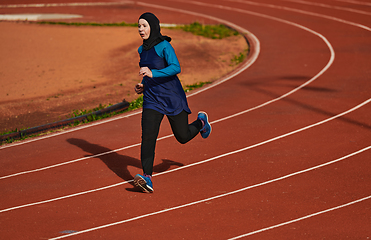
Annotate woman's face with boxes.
[138,19,150,40]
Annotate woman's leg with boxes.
[167,110,203,144]
[141,108,164,176]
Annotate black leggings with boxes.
[141,108,202,176]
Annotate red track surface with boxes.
[1,0,370,239]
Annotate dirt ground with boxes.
[0,21,247,133]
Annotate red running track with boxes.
[0,0,370,239]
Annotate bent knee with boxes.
[175,136,189,144]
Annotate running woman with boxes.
[133,12,211,193]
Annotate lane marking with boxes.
[336,0,371,7]
[1,98,369,213]
[1,0,335,177]
[46,146,371,239]
[226,0,371,31]
[228,195,371,239]
[0,1,134,8]
[0,13,82,20]
[0,110,143,149]
[283,0,371,16]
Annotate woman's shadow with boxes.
[67,138,184,191]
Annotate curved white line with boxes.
[228,195,371,239]
[0,109,143,149]
[226,0,371,31]
[1,98,369,214]
[47,146,371,239]
[283,0,371,16]
[0,1,134,8]
[336,0,371,7]
[0,0,335,177]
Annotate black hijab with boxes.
[139,12,171,51]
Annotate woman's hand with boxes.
[139,67,153,78]
[134,83,144,94]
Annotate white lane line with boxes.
[0,110,143,150]
[0,134,167,180]
[0,5,259,150]
[179,0,369,120]
[0,13,83,21]
[336,0,371,7]
[0,142,141,180]
[228,195,371,239]
[226,0,371,31]
[0,1,134,8]
[47,146,371,239]
[283,0,371,16]
[1,98,369,214]
[0,0,335,177]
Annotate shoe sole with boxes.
[134,175,153,193]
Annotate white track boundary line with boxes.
[0,0,335,177]
[0,4,259,150]
[0,134,169,180]
[0,1,134,8]
[227,0,371,31]
[47,146,371,239]
[0,110,143,149]
[1,98,369,214]
[336,0,371,7]
[228,195,371,239]
[283,0,371,16]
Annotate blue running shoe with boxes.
[198,111,212,139]
[134,174,153,193]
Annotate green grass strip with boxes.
[35,21,239,39]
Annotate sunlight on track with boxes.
[1,98,370,214]
[47,146,371,239]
